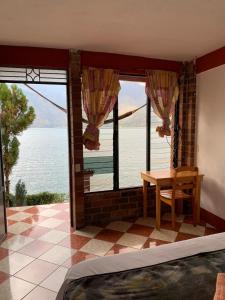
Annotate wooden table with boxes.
[141,169,204,230]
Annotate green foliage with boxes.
[15,180,27,207]
[26,192,65,206]
[0,83,35,198]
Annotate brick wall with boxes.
[84,187,159,225]
[68,50,85,228]
[178,61,197,167]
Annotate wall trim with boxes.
[0,45,182,73]
[200,208,225,231]
[196,46,225,74]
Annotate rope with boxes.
[24,84,147,124]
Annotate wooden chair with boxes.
[159,167,199,230]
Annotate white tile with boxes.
[74,225,102,238]
[106,221,132,232]
[7,212,32,221]
[117,233,147,249]
[80,239,114,256]
[38,218,64,228]
[22,286,57,300]
[162,213,184,223]
[38,230,68,244]
[0,277,35,300]
[150,228,178,242]
[8,222,33,234]
[1,235,34,251]
[9,206,32,212]
[0,252,34,275]
[179,223,205,236]
[39,245,75,265]
[40,266,68,292]
[15,259,58,284]
[38,209,59,217]
[135,217,156,227]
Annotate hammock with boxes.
[24,84,146,124]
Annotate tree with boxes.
[0,84,35,202]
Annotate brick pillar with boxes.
[68,50,85,228]
[177,61,197,167]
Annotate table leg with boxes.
[156,184,161,230]
[143,180,148,218]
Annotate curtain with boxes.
[82,68,120,150]
[146,70,179,137]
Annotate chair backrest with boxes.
[173,166,198,194]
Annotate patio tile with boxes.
[7,222,33,234]
[63,251,98,267]
[40,266,68,292]
[0,276,35,300]
[150,228,178,242]
[176,232,199,241]
[127,224,154,237]
[18,240,54,258]
[0,252,34,275]
[22,286,57,300]
[0,248,13,260]
[117,233,147,249]
[135,217,156,227]
[15,259,58,284]
[37,209,59,217]
[59,234,90,250]
[1,235,34,251]
[0,271,10,284]
[22,215,48,225]
[106,221,132,232]
[106,244,137,256]
[80,239,114,256]
[39,245,76,265]
[179,223,205,236]
[74,225,103,238]
[20,225,50,238]
[38,218,64,228]
[142,238,169,249]
[95,229,123,243]
[7,212,33,222]
[38,229,68,244]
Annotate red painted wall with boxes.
[196,46,225,73]
[0,45,182,73]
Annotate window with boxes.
[119,81,146,188]
[83,78,172,192]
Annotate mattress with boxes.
[57,232,225,300]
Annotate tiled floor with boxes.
[0,203,219,300]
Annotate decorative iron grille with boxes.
[0,67,67,83]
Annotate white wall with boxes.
[197,64,225,219]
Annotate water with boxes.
[11,127,170,194]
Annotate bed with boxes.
[57,232,225,300]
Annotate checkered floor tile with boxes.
[0,202,220,299]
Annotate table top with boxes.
[141,169,204,182]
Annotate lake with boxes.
[11,127,170,194]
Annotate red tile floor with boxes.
[0,202,220,300]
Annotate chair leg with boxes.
[171,201,176,230]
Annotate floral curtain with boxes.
[146,70,179,137]
[82,68,120,150]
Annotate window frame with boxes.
[84,74,177,193]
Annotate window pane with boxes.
[119,81,146,188]
[151,109,171,170]
[83,111,113,192]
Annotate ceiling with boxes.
[1,0,225,61]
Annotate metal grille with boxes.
[0,67,67,83]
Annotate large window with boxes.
[83,78,171,192]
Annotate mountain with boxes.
[16,81,158,128]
